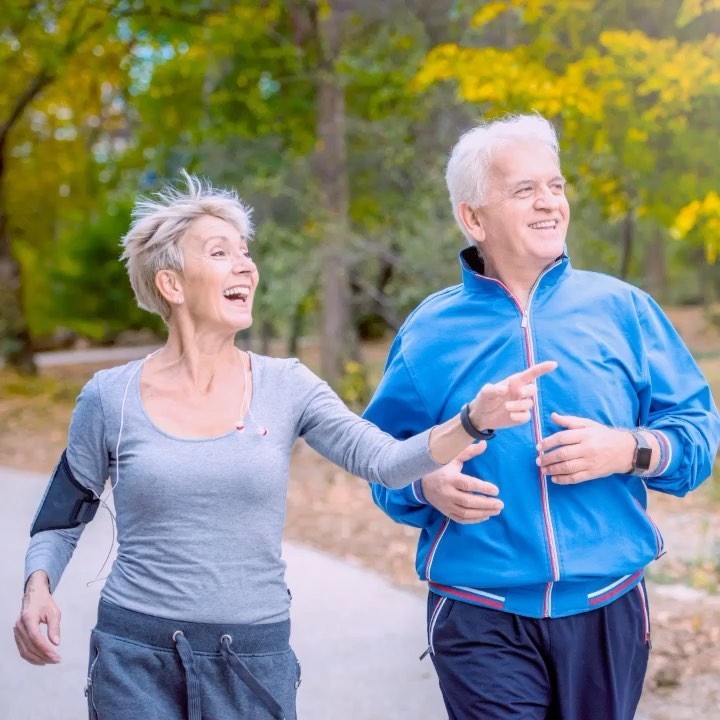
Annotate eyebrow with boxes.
[508,175,566,190]
[508,179,534,190]
[202,235,248,247]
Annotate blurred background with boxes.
[2,0,720,381]
[2,2,720,716]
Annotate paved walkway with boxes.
[0,466,445,719]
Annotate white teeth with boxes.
[223,286,250,299]
[529,220,557,229]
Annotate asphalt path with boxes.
[0,466,446,719]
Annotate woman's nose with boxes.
[233,254,256,272]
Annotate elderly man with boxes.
[364,114,720,720]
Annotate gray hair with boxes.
[445,114,559,242]
[121,171,254,319]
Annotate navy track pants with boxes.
[427,583,650,720]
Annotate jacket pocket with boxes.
[293,649,302,690]
[422,594,455,659]
[636,582,651,647]
[424,519,450,581]
[634,498,665,559]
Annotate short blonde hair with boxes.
[445,114,559,243]
[121,171,254,319]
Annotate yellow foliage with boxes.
[413,15,720,183]
[672,193,720,263]
[677,0,720,27]
[471,2,509,27]
[414,45,603,122]
[626,127,648,143]
[690,565,718,590]
[598,31,720,118]
[317,0,332,22]
[511,0,594,23]
[412,44,461,91]
[339,361,369,409]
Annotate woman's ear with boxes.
[457,202,486,244]
[155,270,184,306]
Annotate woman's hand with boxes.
[428,361,558,465]
[421,442,504,523]
[14,571,62,665]
[469,361,558,431]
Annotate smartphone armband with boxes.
[30,450,100,537]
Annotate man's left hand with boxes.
[536,412,635,484]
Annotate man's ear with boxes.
[457,202,486,244]
[155,270,184,306]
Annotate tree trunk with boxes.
[314,0,356,387]
[405,0,456,45]
[287,297,306,357]
[645,226,667,302]
[260,319,272,357]
[0,141,36,373]
[699,248,717,306]
[286,287,315,357]
[619,209,634,281]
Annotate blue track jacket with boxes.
[364,248,720,619]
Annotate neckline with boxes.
[133,351,259,442]
[458,246,569,296]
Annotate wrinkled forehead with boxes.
[183,215,248,250]
[488,140,562,185]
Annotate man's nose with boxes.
[535,187,560,210]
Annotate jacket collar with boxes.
[459,245,571,297]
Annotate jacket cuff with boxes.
[647,429,678,477]
[410,479,429,505]
[24,562,58,594]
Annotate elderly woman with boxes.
[15,173,554,720]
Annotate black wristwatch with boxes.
[460,403,496,441]
[629,430,652,475]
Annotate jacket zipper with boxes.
[480,259,563,617]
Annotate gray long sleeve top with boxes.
[25,354,441,624]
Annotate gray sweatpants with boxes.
[85,600,301,719]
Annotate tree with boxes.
[0,1,125,371]
[311,0,356,384]
[411,0,720,297]
[0,1,233,371]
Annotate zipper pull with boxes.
[419,645,432,661]
[521,310,529,328]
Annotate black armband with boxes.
[30,450,100,537]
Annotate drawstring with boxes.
[173,631,202,720]
[220,634,286,720]
[172,630,286,720]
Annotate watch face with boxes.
[636,446,653,470]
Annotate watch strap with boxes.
[460,403,496,441]
[630,430,652,475]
